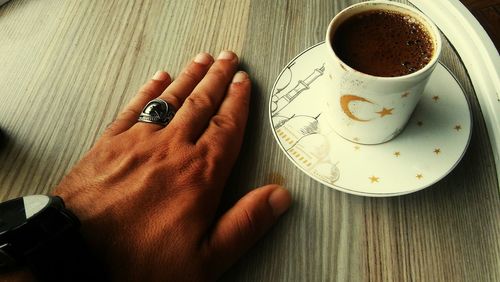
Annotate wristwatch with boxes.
[0,195,105,281]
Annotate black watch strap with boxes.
[27,199,106,281]
[0,196,107,281]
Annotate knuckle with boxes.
[208,66,231,80]
[103,108,138,135]
[210,114,239,132]
[119,150,144,169]
[188,147,221,186]
[237,208,258,237]
[137,165,165,190]
[182,67,202,82]
[189,156,211,178]
[185,93,216,111]
[192,159,210,179]
[104,121,119,134]
[196,142,221,168]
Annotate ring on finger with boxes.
[138,98,176,126]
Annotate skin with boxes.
[2,51,291,281]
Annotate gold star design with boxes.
[401,92,410,98]
[454,124,462,131]
[376,107,394,118]
[416,174,423,179]
[369,176,380,183]
[434,148,441,155]
[417,121,424,127]
[394,151,401,157]
[354,145,360,151]
[432,96,440,102]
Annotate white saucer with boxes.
[269,42,472,197]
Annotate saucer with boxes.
[269,42,472,197]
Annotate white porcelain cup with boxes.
[325,0,442,144]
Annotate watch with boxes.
[0,195,106,281]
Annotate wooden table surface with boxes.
[0,0,499,281]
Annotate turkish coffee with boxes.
[332,9,434,77]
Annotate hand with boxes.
[52,51,291,281]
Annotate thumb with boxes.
[205,185,291,275]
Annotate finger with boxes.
[132,52,214,132]
[103,71,171,137]
[167,51,239,141]
[205,185,291,275]
[196,71,250,178]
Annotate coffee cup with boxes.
[324,0,442,144]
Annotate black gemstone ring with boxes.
[138,98,176,126]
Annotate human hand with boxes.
[52,51,291,281]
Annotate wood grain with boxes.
[0,0,498,281]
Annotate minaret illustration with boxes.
[271,64,325,116]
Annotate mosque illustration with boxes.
[271,63,340,185]
[271,64,325,116]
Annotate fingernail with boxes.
[152,71,169,81]
[194,52,213,65]
[232,71,248,83]
[217,50,235,61]
[268,186,291,217]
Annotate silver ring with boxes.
[138,98,176,126]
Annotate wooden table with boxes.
[0,0,498,281]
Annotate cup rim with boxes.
[325,0,442,80]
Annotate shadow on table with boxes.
[0,128,9,151]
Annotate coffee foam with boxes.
[332,9,434,77]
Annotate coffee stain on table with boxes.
[267,172,286,186]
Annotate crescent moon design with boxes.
[340,95,374,122]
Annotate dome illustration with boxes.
[311,162,340,184]
[285,116,319,135]
[295,133,329,160]
[272,115,290,129]
[287,133,329,168]
[275,115,320,150]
